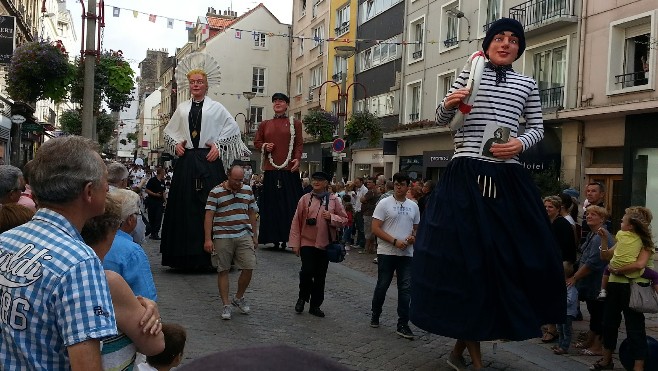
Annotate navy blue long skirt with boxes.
[410,157,566,341]
[258,170,303,245]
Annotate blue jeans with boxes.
[341,226,354,245]
[557,315,575,350]
[371,254,412,326]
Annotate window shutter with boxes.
[625,23,651,39]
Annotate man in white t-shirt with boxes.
[369,172,420,340]
[353,177,368,248]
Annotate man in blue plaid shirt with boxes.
[0,136,117,370]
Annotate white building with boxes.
[117,97,139,160]
[138,89,161,166]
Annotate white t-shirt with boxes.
[372,196,420,257]
[354,185,368,212]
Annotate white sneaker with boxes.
[232,296,251,314]
[221,305,232,320]
[597,289,607,300]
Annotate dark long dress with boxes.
[160,101,227,270]
[258,170,303,244]
[410,157,566,341]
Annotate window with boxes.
[312,0,320,18]
[298,34,305,57]
[356,35,402,73]
[310,65,323,88]
[253,32,267,48]
[479,0,501,36]
[335,5,350,36]
[296,74,303,95]
[607,12,653,95]
[437,70,456,106]
[409,17,425,63]
[359,0,404,25]
[293,112,302,121]
[333,55,346,82]
[406,81,422,123]
[312,25,324,48]
[249,106,263,127]
[356,91,399,117]
[532,44,566,108]
[252,67,265,93]
[441,1,460,50]
[300,0,307,17]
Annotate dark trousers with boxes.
[147,202,164,237]
[299,247,329,308]
[602,282,647,361]
[371,254,412,326]
[585,299,605,335]
[354,211,365,248]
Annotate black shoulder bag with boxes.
[324,195,346,263]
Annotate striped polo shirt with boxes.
[205,183,258,239]
[436,66,544,163]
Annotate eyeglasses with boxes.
[189,80,206,85]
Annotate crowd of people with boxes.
[1,18,657,371]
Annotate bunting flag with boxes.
[167,18,174,29]
[185,21,194,30]
[149,14,156,23]
[112,7,120,17]
[201,24,209,34]
[235,30,242,39]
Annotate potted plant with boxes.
[345,111,381,146]
[303,109,339,143]
[6,41,74,102]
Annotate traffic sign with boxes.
[332,138,346,153]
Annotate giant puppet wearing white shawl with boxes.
[163,96,250,167]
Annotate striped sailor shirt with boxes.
[436,66,544,163]
[205,183,259,239]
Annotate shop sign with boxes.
[423,150,453,168]
[0,16,16,64]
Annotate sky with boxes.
[66,0,293,72]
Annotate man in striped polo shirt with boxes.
[204,165,259,320]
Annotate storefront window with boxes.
[632,148,658,232]
[355,164,371,178]
[399,155,423,180]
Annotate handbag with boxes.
[323,195,346,263]
[629,281,658,313]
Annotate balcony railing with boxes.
[510,0,575,30]
[412,50,423,59]
[334,23,349,36]
[538,86,564,109]
[615,71,648,88]
[332,71,344,81]
[482,20,496,33]
[443,37,458,48]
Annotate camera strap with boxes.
[324,194,335,242]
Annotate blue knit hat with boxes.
[482,18,526,61]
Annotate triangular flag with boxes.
[112,7,120,17]
[167,18,174,29]
[202,24,209,34]
[149,14,156,23]
[132,10,138,18]
[235,30,242,39]
[185,21,194,30]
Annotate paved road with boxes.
[143,239,656,370]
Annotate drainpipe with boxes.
[576,0,587,109]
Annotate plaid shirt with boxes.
[0,208,117,370]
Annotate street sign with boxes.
[10,114,25,124]
[332,138,346,153]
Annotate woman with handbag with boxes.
[590,206,655,371]
[566,205,613,357]
[289,171,347,318]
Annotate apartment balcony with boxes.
[509,0,578,35]
[615,71,649,89]
[332,71,344,82]
[443,37,458,48]
[538,86,564,110]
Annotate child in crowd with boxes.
[597,206,656,300]
[553,262,579,355]
[342,201,354,247]
[137,323,187,371]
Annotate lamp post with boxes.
[242,91,256,134]
[332,45,357,182]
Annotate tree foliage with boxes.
[70,51,135,112]
[531,164,571,198]
[59,109,117,146]
[6,41,74,102]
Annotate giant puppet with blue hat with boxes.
[411,17,566,370]
[254,92,304,250]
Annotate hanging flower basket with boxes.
[6,41,74,103]
[345,111,382,146]
[303,109,339,143]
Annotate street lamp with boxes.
[332,45,357,182]
[445,8,471,45]
[242,91,256,134]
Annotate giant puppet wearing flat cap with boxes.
[254,92,304,250]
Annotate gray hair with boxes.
[107,162,129,186]
[0,165,23,198]
[30,136,104,205]
[110,188,141,221]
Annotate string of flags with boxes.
[104,3,441,46]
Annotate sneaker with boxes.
[370,314,380,328]
[221,305,232,320]
[597,289,607,300]
[447,353,467,371]
[396,324,415,340]
[231,296,250,314]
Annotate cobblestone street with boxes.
[141,239,658,370]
